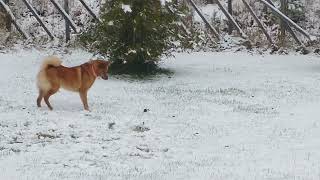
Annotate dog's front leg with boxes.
[79,90,89,111]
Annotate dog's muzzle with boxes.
[101,74,108,80]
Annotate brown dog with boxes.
[36,56,110,111]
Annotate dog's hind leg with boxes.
[44,87,59,110]
[79,90,89,111]
[37,90,44,107]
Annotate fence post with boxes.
[64,0,70,42]
[227,0,232,34]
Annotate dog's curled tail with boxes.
[40,56,62,70]
[37,56,62,92]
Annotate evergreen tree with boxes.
[81,0,184,74]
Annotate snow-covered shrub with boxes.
[80,0,186,74]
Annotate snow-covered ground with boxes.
[1,49,320,180]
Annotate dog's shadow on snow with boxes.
[111,67,175,82]
[38,101,83,112]
[41,92,84,112]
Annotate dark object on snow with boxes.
[143,108,149,112]
[132,124,150,133]
[108,122,115,129]
[162,148,169,152]
[70,134,78,139]
[136,146,150,153]
[36,132,59,139]
[9,137,23,144]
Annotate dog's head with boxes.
[92,60,110,80]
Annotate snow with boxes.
[108,21,114,26]
[1,49,320,179]
[160,0,172,6]
[121,4,132,13]
[127,49,137,54]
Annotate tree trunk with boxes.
[0,0,11,32]
[280,0,288,46]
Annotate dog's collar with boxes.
[91,64,97,78]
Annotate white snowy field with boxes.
[1,49,320,180]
